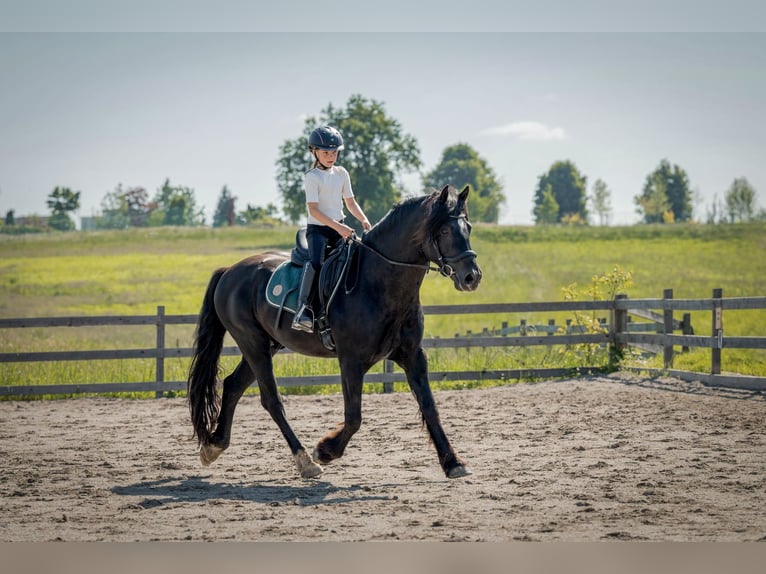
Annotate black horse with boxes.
[187,185,482,479]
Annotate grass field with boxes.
[2,222,765,395]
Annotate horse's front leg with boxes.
[393,347,471,479]
[313,363,365,465]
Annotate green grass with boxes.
[1,222,765,397]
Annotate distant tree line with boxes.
[2,186,82,233]
[532,158,763,226]
[98,179,206,229]
[2,93,763,234]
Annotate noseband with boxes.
[431,238,477,278]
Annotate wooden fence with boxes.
[2,288,765,397]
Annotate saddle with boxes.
[265,228,360,350]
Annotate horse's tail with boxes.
[187,267,227,446]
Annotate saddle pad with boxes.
[265,261,301,313]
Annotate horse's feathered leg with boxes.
[313,362,364,465]
[236,335,323,479]
[393,347,471,479]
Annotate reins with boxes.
[349,214,477,279]
[350,235,441,273]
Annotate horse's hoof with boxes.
[447,464,472,479]
[199,443,224,467]
[295,449,323,479]
[312,447,332,465]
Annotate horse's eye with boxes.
[440,226,450,235]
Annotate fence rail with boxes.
[2,288,765,396]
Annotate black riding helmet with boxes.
[308,125,345,151]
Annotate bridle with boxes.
[350,214,477,278]
[430,234,478,279]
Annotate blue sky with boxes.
[1,4,765,225]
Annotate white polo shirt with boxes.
[304,165,354,224]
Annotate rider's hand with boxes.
[338,223,355,239]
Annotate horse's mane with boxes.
[366,187,463,246]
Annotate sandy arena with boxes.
[1,373,764,542]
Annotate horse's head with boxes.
[425,185,483,292]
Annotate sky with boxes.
[1,3,765,227]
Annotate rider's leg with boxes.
[291,226,328,333]
[291,262,316,332]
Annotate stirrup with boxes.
[292,305,314,333]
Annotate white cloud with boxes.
[479,121,567,141]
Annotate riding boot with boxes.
[292,262,316,333]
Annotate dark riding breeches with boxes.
[306,224,342,271]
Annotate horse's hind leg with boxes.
[239,340,323,479]
[200,359,254,466]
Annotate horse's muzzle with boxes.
[452,262,482,292]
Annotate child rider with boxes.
[292,125,372,332]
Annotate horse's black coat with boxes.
[187,185,482,478]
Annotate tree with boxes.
[533,160,588,224]
[724,177,758,222]
[239,202,281,226]
[422,143,505,223]
[276,94,422,225]
[213,185,237,227]
[634,172,671,224]
[99,188,129,229]
[635,159,692,223]
[4,209,15,226]
[99,184,151,229]
[123,186,151,227]
[533,185,559,225]
[150,178,205,227]
[46,186,80,231]
[589,178,612,226]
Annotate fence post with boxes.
[663,288,674,369]
[682,312,692,352]
[156,305,166,398]
[547,318,556,336]
[383,359,394,394]
[711,288,723,375]
[610,293,628,367]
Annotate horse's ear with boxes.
[457,185,470,214]
[438,185,451,204]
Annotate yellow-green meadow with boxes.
[2,222,764,396]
